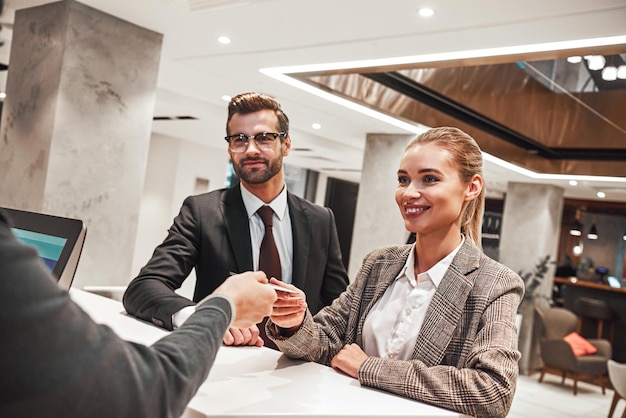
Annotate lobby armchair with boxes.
[608,359,626,418]
[535,306,611,395]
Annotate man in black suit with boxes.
[123,92,349,347]
[0,209,277,418]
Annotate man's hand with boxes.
[330,343,368,379]
[268,278,307,331]
[212,271,277,328]
[223,325,263,346]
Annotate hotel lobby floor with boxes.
[509,373,618,417]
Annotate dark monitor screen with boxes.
[3,207,86,290]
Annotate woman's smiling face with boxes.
[395,142,473,237]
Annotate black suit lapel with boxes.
[223,185,254,273]
[288,193,310,289]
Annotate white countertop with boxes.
[71,289,464,418]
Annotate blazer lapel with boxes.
[366,249,409,313]
[411,239,481,367]
[223,185,254,273]
[287,193,309,289]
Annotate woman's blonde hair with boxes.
[405,127,485,246]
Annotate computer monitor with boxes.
[2,207,86,290]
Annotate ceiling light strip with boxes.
[260,35,626,184]
[263,35,626,75]
[482,153,626,183]
[261,69,429,134]
[263,68,626,184]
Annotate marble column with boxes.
[348,133,414,278]
[499,182,564,375]
[0,1,162,288]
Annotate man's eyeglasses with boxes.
[224,132,286,153]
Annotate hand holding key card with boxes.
[268,282,298,293]
[268,278,307,330]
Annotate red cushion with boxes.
[564,332,598,356]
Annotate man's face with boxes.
[227,109,290,185]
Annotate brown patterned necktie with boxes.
[255,205,282,350]
[256,205,281,281]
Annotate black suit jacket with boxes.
[123,184,349,330]
[0,210,234,418]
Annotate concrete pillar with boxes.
[0,1,162,288]
[499,182,564,375]
[349,133,414,279]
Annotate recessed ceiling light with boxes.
[222,95,231,101]
[587,55,606,71]
[602,66,617,81]
[566,56,582,64]
[217,36,231,45]
[0,92,5,99]
[312,123,321,130]
[418,7,434,17]
[569,180,578,186]
[597,191,606,198]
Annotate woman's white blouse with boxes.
[362,237,464,360]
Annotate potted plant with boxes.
[518,254,555,308]
[516,254,556,375]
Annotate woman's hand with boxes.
[268,278,307,331]
[331,343,368,379]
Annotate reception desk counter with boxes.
[554,276,626,295]
[70,289,465,418]
[554,276,626,363]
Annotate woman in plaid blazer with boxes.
[268,127,524,418]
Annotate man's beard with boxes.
[233,156,282,184]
